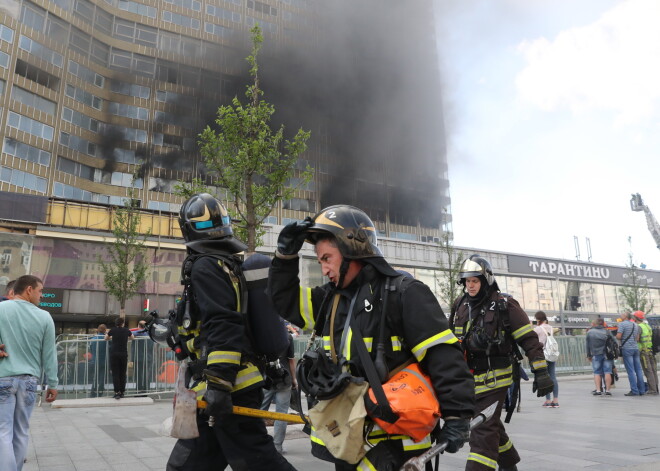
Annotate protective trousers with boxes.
[466,386,520,470]
[166,387,296,471]
[640,350,659,394]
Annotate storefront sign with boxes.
[39,288,64,313]
[507,255,660,288]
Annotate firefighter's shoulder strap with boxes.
[448,294,468,331]
[498,293,523,424]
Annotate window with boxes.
[18,35,63,68]
[118,0,156,18]
[162,11,200,29]
[69,60,105,88]
[57,156,95,180]
[0,166,47,193]
[0,24,14,43]
[164,0,201,11]
[59,132,97,156]
[11,87,56,115]
[0,51,8,69]
[94,7,113,36]
[282,198,316,212]
[111,171,142,188]
[205,22,233,39]
[15,60,60,90]
[62,107,99,133]
[101,124,147,143]
[3,138,51,166]
[73,0,95,24]
[53,182,110,203]
[247,0,277,16]
[65,84,103,110]
[206,4,241,23]
[110,80,150,99]
[107,102,148,120]
[20,2,46,32]
[7,112,54,141]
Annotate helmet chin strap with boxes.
[335,258,351,288]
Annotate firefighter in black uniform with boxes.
[268,205,475,470]
[166,193,295,471]
[450,255,553,471]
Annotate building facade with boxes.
[0,0,450,241]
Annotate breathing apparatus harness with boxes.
[449,291,523,423]
[295,271,411,428]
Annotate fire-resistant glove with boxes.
[204,386,233,418]
[436,417,470,453]
[532,367,554,397]
[277,217,313,256]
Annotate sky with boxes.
[435,0,660,270]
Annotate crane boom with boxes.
[631,193,660,249]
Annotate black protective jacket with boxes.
[185,252,263,398]
[268,257,475,419]
[451,290,546,395]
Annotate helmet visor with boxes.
[459,259,483,276]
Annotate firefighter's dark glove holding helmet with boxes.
[436,417,470,453]
[204,370,233,417]
[276,217,313,257]
[532,366,554,397]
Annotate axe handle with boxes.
[197,401,307,424]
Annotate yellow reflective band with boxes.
[192,382,206,401]
[310,428,325,446]
[186,338,199,356]
[468,453,497,469]
[532,359,547,370]
[474,365,513,394]
[208,350,241,365]
[299,287,314,330]
[402,435,432,451]
[232,364,263,391]
[343,328,353,359]
[499,440,513,453]
[512,323,533,339]
[357,457,377,471]
[391,336,401,352]
[411,329,459,361]
[363,337,373,352]
[231,278,241,312]
[454,326,464,335]
[322,337,331,351]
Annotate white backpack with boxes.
[543,326,560,362]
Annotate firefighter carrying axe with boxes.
[197,400,307,424]
[400,402,498,471]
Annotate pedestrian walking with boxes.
[0,275,58,471]
[534,311,560,408]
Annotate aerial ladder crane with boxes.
[630,193,660,249]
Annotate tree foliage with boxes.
[618,247,654,314]
[196,25,312,251]
[434,230,465,312]
[99,189,150,318]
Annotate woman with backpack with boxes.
[534,311,560,408]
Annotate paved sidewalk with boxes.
[22,375,660,470]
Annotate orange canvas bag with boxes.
[364,362,441,442]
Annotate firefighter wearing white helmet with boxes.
[268,205,475,470]
[449,254,552,471]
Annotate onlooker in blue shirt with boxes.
[586,318,613,395]
[0,275,58,471]
[617,312,645,396]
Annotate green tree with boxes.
[434,230,465,313]
[618,242,654,314]
[99,188,150,319]
[196,25,312,251]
